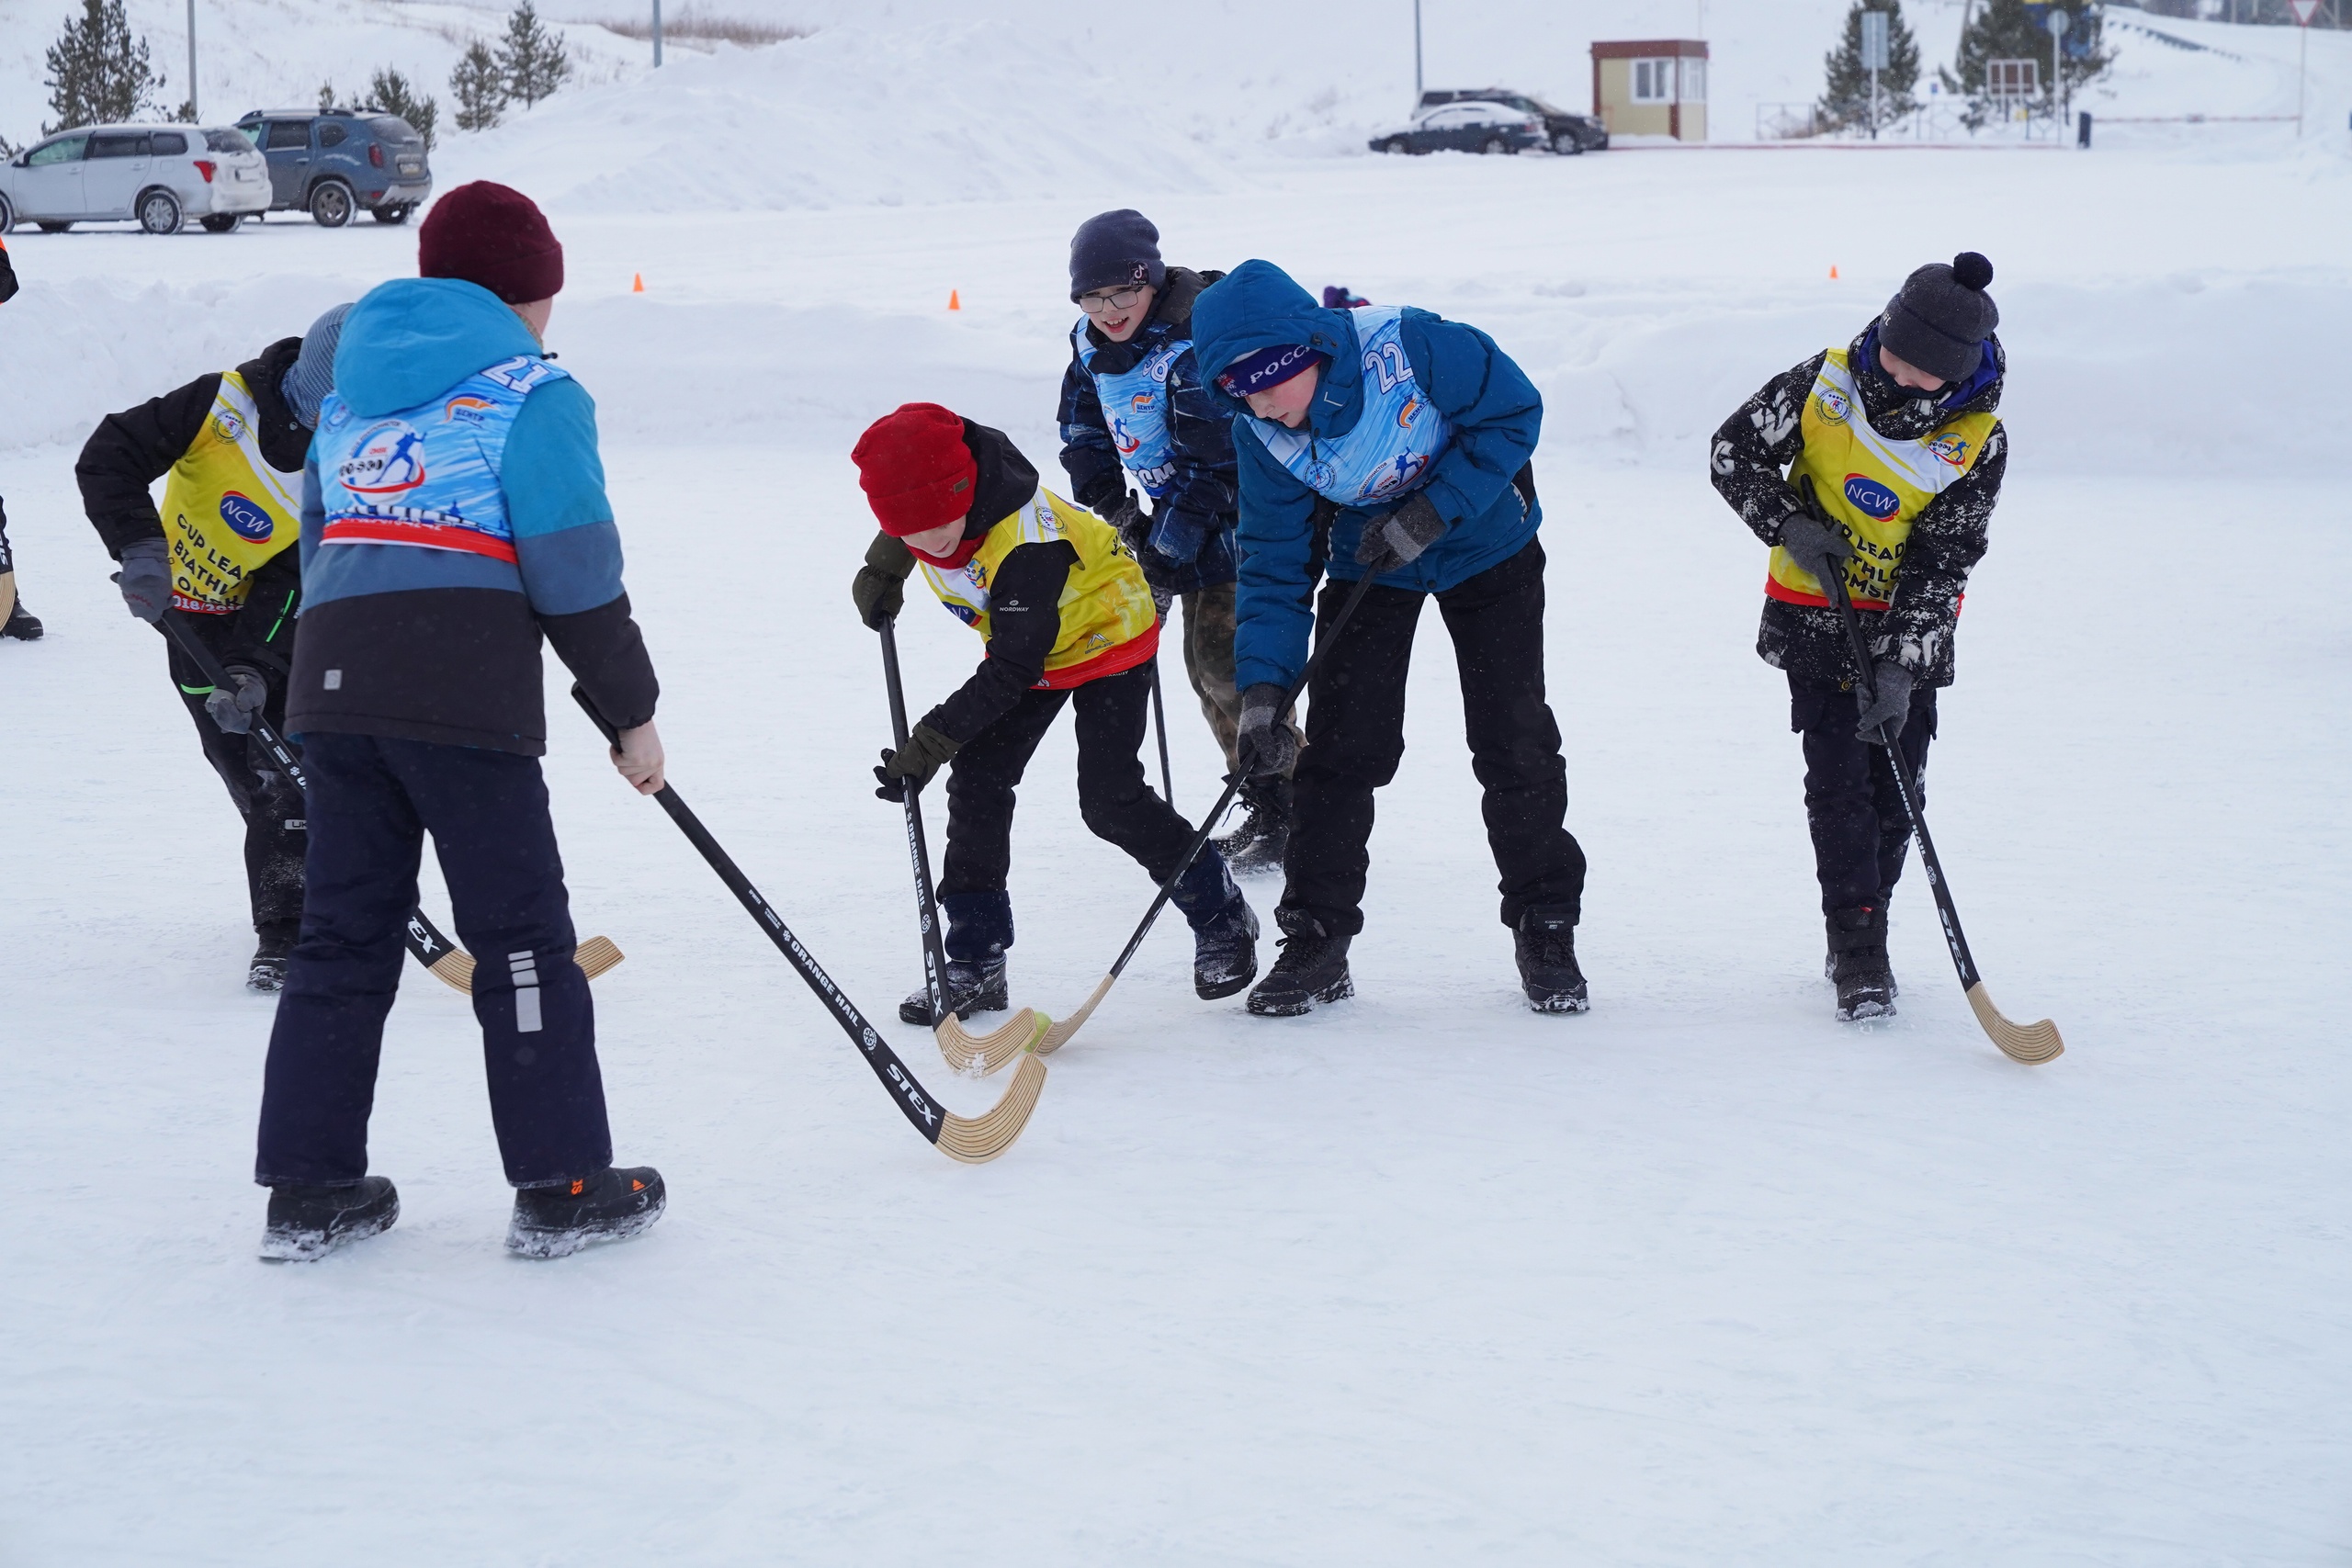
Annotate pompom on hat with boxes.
[1879,251,1998,383]
[853,403,978,537]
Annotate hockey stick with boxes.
[876,617,1049,1073]
[155,615,624,994]
[1012,566,1385,1065]
[571,684,1046,1161]
[1815,539,2064,1065]
[1149,650,1176,809]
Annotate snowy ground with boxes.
[6,10,2352,1563]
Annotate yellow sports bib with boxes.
[919,488,1159,688]
[158,370,303,614]
[1769,348,1998,610]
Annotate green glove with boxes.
[875,723,961,801]
[852,531,916,631]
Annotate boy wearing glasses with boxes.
[1055,209,1296,874]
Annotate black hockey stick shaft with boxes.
[155,614,457,976]
[571,684,958,1146]
[1818,561,1985,994]
[1099,566,1380,982]
[1149,649,1175,809]
[877,617,953,1028]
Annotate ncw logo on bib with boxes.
[1843,473,1901,521]
[341,422,428,497]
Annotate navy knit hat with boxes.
[1880,252,1998,383]
[1216,344,1327,399]
[280,301,353,430]
[1069,209,1165,301]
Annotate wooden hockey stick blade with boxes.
[1965,982,2064,1065]
[933,1050,1050,1164]
[936,1007,1049,1076]
[428,937,625,994]
[1036,974,1117,1055]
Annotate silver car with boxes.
[0,124,273,235]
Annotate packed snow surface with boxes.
[3,6,2351,1564]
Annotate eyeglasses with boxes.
[1079,287,1148,315]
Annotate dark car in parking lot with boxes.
[1368,99,1549,157]
[232,109,432,227]
[1418,88,1610,154]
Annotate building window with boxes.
[1680,59,1707,103]
[1632,58,1675,102]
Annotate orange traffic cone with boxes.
[632,272,645,293]
[1829,265,1839,280]
[947,289,961,310]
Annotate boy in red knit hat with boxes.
[850,402,1258,1021]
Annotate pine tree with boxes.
[1948,0,2111,103]
[369,68,439,150]
[317,80,339,113]
[1819,3,1923,132]
[450,41,507,132]
[498,2,572,111]
[42,0,165,135]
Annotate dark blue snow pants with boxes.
[254,732,612,1190]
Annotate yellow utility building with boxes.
[1590,39,1710,141]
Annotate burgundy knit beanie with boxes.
[853,404,979,537]
[419,181,565,304]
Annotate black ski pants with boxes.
[165,614,306,935]
[937,660,1212,960]
[1280,538,1587,937]
[255,732,612,1190]
[1790,674,1939,917]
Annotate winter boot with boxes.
[1192,891,1261,999]
[248,920,298,994]
[1213,774,1292,876]
[1826,906,1897,1021]
[507,1166,667,1259]
[899,955,1009,1025]
[260,1176,399,1262]
[1513,906,1589,1014]
[1,598,41,641]
[1246,914,1353,1017]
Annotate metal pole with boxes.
[2300,20,2308,134]
[1401,0,1420,102]
[187,0,197,120]
[652,0,662,66]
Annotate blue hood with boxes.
[332,277,542,418]
[1193,259,1370,440]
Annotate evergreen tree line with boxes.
[1817,0,2114,133]
[32,0,571,147]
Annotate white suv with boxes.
[0,124,272,235]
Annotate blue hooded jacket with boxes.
[1193,261,1544,692]
[288,276,657,754]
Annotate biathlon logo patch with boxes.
[1843,473,1902,521]
[444,395,496,425]
[1928,434,1971,468]
[340,421,428,497]
[1363,451,1430,501]
[218,491,275,542]
[1816,387,1850,424]
[212,409,248,444]
[1111,417,1141,456]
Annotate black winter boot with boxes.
[248,920,298,994]
[1513,906,1589,1014]
[1213,774,1291,876]
[507,1166,666,1258]
[900,956,1008,1025]
[1,599,41,640]
[1192,891,1261,999]
[1826,906,1897,1021]
[1246,914,1353,1017]
[260,1176,399,1262]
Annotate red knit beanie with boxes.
[853,403,979,537]
[419,181,564,304]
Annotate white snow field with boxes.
[4,6,2352,1565]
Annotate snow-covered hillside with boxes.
[3,4,2350,1565]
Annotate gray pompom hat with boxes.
[280,301,354,430]
[1879,252,1998,382]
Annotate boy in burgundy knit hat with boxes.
[849,402,1258,1022]
[252,181,669,1263]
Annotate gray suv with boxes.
[232,109,432,227]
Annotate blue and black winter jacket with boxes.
[1193,260,1544,693]
[287,277,657,755]
[1056,266,1238,597]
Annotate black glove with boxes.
[1355,491,1446,571]
[1111,494,1176,601]
[1776,509,1853,587]
[204,664,269,735]
[1235,682,1297,780]
[112,536,172,622]
[852,531,916,631]
[874,723,961,801]
[1854,660,1915,743]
